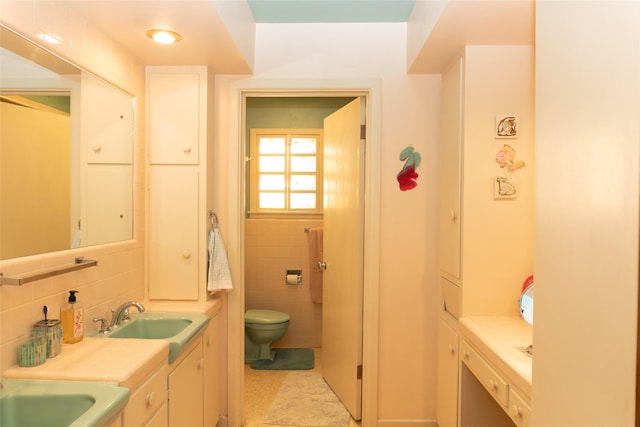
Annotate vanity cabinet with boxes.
[122,367,168,427]
[203,316,221,426]
[436,316,459,427]
[437,46,534,427]
[460,337,531,427]
[146,66,213,301]
[167,339,204,426]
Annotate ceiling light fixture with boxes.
[146,29,182,45]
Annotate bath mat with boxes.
[264,371,350,427]
[250,347,314,370]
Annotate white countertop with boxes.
[458,316,533,399]
[2,297,223,390]
[3,338,168,390]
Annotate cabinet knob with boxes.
[92,144,102,153]
[448,344,454,355]
[490,380,498,391]
[182,250,191,259]
[450,210,457,221]
[183,145,192,154]
[145,391,155,407]
[512,405,523,418]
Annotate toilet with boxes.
[244,309,290,362]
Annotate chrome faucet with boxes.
[110,301,145,327]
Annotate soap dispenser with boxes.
[61,290,83,343]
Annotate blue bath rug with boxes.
[250,348,315,370]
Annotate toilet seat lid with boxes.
[245,309,290,324]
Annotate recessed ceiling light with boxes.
[146,29,182,45]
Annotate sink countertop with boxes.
[2,300,221,389]
[3,337,168,390]
[458,316,533,399]
[142,295,223,318]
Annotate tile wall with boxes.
[244,218,323,348]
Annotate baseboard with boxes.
[377,419,438,427]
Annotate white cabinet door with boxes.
[439,57,463,281]
[148,71,202,165]
[149,166,199,300]
[168,342,203,427]
[203,317,220,427]
[437,318,459,427]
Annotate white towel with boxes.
[207,227,233,293]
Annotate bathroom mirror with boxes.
[0,26,134,260]
[519,275,534,325]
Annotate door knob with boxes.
[317,261,327,270]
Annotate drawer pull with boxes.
[490,379,498,391]
[448,344,454,354]
[182,250,192,259]
[183,145,192,154]
[512,405,523,418]
[145,391,155,407]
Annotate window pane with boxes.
[259,137,286,154]
[291,156,316,172]
[259,193,285,209]
[260,175,285,190]
[290,174,316,190]
[260,156,285,172]
[291,137,316,154]
[290,193,316,209]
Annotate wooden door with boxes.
[322,97,365,420]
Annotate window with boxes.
[249,128,323,216]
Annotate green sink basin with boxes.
[108,318,192,339]
[89,312,210,363]
[1,380,129,427]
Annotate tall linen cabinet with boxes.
[146,66,214,302]
[436,46,535,427]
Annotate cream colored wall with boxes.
[216,22,441,425]
[245,218,323,348]
[0,3,145,372]
[534,2,640,426]
[460,45,535,317]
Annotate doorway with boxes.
[224,79,381,427]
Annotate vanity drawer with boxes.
[122,368,167,427]
[461,340,509,408]
[508,388,532,427]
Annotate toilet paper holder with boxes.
[285,269,302,285]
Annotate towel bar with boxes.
[0,257,98,286]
